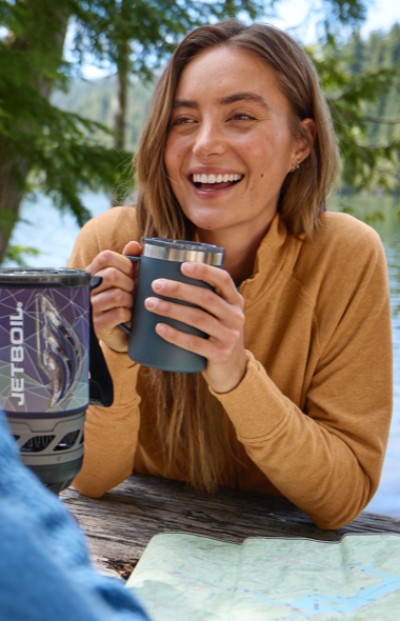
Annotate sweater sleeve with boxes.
[72,346,141,497]
[68,209,142,498]
[210,227,393,529]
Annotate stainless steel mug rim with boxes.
[0,268,91,286]
[141,237,224,266]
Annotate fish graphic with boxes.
[35,294,83,408]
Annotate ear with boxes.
[291,118,316,167]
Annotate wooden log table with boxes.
[61,474,400,579]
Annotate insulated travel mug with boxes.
[121,238,224,372]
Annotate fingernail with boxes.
[182,262,195,273]
[152,279,165,291]
[145,297,157,309]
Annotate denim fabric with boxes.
[0,410,151,621]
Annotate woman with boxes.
[69,20,392,529]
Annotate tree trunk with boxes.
[0,1,71,264]
[114,40,129,152]
[113,0,132,154]
[111,0,131,207]
[0,155,29,263]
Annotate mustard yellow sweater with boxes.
[69,207,392,529]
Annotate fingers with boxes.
[145,262,244,331]
[90,285,133,319]
[143,264,248,391]
[181,261,240,305]
[151,304,242,364]
[86,243,141,300]
[86,250,135,289]
[145,280,243,346]
[123,240,142,258]
[85,246,140,353]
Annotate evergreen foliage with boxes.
[0,0,269,263]
[331,23,400,192]
[0,0,396,264]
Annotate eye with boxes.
[227,111,260,126]
[230,113,256,121]
[170,115,197,127]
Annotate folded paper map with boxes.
[127,532,400,620]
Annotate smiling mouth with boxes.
[191,173,243,189]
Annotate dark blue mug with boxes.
[120,238,224,373]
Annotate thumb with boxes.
[122,240,142,257]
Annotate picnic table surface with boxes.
[61,474,400,579]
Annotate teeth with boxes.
[192,173,242,184]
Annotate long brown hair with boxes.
[134,20,340,491]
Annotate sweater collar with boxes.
[239,214,300,299]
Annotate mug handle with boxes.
[88,275,114,407]
[119,255,140,336]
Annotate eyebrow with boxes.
[173,92,271,111]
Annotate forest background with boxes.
[0,0,399,265]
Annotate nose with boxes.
[192,120,226,159]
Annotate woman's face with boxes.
[164,45,312,242]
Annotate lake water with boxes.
[7,192,400,518]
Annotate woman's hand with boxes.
[144,261,248,393]
[85,241,141,353]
